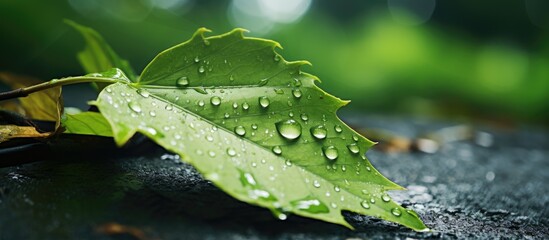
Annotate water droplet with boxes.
[176,77,189,87]
[242,102,250,110]
[391,208,402,217]
[229,75,234,81]
[272,146,282,155]
[334,125,342,133]
[347,143,360,154]
[258,78,269,86]
[234,126,246,136]
[334,185,340,192]
[128,102,142,113]
[310,125,327,139]
[194,56,200,63]
[210,96,221,106]
[194,87,208,94]
[322,146,339,160]
[149,111,156,117]
[382,194,391,202]
[275,119,302,140]
[313,180,321,188]
[370,197,376,204]
[224,113,230,118]
[300,113,309,121]
[226,148,236,157]
[198,66,205,73]
[274,88,284,94]
[198,100,205,107]
[292,89,302,98]
[290,196,329,214]
[165,104,173,111]
[352,135,359,141]
[259,96,270,108]
[285,159,292,166]
[341,165,347,172]
[361,201,370,209]
[205,135,214,142]
[137,89,150,98]
[105,88,112,93]
[251,124,258,130]
[208,151,216,157]
[232,102,238,109]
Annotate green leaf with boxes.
[62,112,113,137]
[94,28,428,231]
[65,20,138,84]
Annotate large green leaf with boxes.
[94,28,428,230]
[62,112,113,137]
[65,20,138,83]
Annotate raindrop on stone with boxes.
[275,119,302,140]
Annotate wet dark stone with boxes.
[0,114,547,239]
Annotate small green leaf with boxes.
[94,29,428,230]
[62,112,113,137]
[65,20,137,84]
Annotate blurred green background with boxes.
[0,0,548,124]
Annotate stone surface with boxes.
[0,114,547,239]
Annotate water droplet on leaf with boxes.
[128,102,142,113]
[234,126,246,136]
[310,125,327,139]
[210,96,221,106]
[259,96,270,108]
[276,119,302,140]
[323,146,339,160]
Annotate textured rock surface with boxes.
[0,114,547,239]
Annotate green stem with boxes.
[0,76,120,101]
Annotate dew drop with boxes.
[322,146,339,160]
[382,194,391,202]
[198,66,205,73]
[285,159,292,166]
[105,88,112,93]
[334,125,342,133]
[272,146,282,155]
[194,56,200,63]
[290,196,329,214]
[229,75,234,81]
[137,89,150,98]
[251,124,258,130]
[347,143,360,154]
[313,180,321,188]
[205,135,214,142]
[391,208,402,217]
[198,100,205,107]
[208,151,216,157]
[275,119,302,140]
[352,135,359,141]
[232,102,238,109]
[259,96,270,108]
[128,102,142,113]
[149,111,156,117]
[334,185,341,192]
[242,102,250,110]
[361,201,370,209]
[300,113,309,121]
[234,126,246,136]
[274,88,284,94]
[176,77,189,87]
[165,104,173,111]
[310,125,327,139]
[226,148,237,157]
[292,89,302,98]
[210,96,221,106]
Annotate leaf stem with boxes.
[0,76,120,101]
